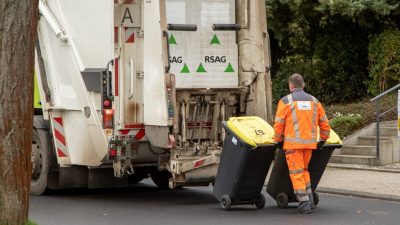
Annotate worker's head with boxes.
[288,73,305,92]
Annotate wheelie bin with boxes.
[266,129,342,208]
[213,116,276,210]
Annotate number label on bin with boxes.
[232,137,238,146]
[255,130,264,135]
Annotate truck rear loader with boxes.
[31,0,273,194]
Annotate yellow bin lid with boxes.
[226,116,275,147]
[321,129,343,145]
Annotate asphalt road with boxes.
[30,179,400,225]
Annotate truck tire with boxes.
[31,128,54,195]
[128,173,148,184]
[150,170,172,189]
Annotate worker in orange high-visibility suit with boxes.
[274,73,331,214]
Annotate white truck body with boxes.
[32,0,272,192]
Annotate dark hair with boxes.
[288,73,305,88]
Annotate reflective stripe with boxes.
[306,183,311,189]
[289,168,304,174]
[284,137,316,144]
[306,184,312,194]
[294,189,307,194]
[320,130,330,136]
[275,116,285,124]
[298,195,309,202]
[285,150,295,154]
[288,94,301,139]
[311,97,318,139]
[319,116,328,123]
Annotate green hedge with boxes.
[368,29,400,95]
[325,94,397,138]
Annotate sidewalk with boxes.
[317,164,400,201]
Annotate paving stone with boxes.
[318,168,400,197]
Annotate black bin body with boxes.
[213,122,275,206]
[267,145,341,206]
[266,145,341,206]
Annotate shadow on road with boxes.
[39,179,217,206]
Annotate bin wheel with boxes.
[276,192,289,208]
[220,195,232,211]
[255,194,266,209]
[313,192,319,206]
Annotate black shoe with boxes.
[298,201,313,214]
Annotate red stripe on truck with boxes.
[135,129,145,141]
[114,27,118,43]
[54,117,63,126]
[125,28,135,43]
[57,148,67,157]
[194,159,205,168]
[54,128,66,146]
[120,130,130,135]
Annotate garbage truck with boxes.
[31,0,273,194]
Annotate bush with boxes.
[329,112,363,138]
[368,29,400,95]
[325,94,397,138]
[272,19,371,105]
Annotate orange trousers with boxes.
[285,149,312,202]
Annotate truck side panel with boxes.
[143,0,169,127]
[37,0,114,166]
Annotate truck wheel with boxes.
[128,175,145,184]
[31,129,53,195]
[150,170,171,189]
[276,192,289,208]
[128,171,149,184]
[255,194,266,209]
[221,195,232,211]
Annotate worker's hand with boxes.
[317,141,326,150]
[274,142,283,149]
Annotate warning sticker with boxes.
[166,0,238,88]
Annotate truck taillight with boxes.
[109,149,117,157]
[103,100,111,107]
[103,109,114,129]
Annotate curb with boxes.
[327,164,400,174]
[317,187,400,202]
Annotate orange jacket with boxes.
[274,89,331,150]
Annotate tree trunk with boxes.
[0,0,39,224]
